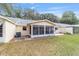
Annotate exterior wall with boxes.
[15,21,54,38]
[73,27,79,34]
[16,25,30,36]
[16,26,22,32]
[64,27,73,34]
[26,25,30,35]
[31,34,55,38]
[0,23,5,42]
[0,19,5,42]
[21,25,30,36]
[31,22,53,26]
[54,27,73,34]
[4,21,16,42]
[30,24,55,38]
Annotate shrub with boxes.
[64,32,71,35]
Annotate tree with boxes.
[23,9,41,20]
[23,9,35,19]
[0,3,15,17]
[0,4,59,22]
[40,13,59,22]
[0,3,24,18]
[14,9,23,18]
[60,11,78,24]
[23,9,59,22]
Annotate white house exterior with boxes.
[54,23,73,34]
[0,16,16,43]
[29,20,55,38]
[0,15,79,43]
[0,15,56,43]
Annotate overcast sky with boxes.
[13,3,79,18]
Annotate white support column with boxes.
[53,26,56,35]
[38,25,39,35]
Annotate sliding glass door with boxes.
[33,25,44,35]
[33,25,39,35]
[46,26,54,34]
[39,26,44,35]
[33,25,54,35]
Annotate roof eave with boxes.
[0,15,16,24]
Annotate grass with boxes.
[0,34,79,56]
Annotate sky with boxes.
[13,3,79,18]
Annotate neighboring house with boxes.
[68,25,79,34]
[0,15,79,43]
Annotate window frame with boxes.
[46,26,54,34]
[33,25,39,35]
[33,25,54,35]
[46,26,50,34]
[49,26,54,34]
[33,25,44,35]
[39,26,44,35]
[0,24,3,37]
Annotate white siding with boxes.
[64,27,73,34]
[31,34,55,38]
[31,22,53,26]
[21,25,30,36]
[55,27,73,34]
[16,25,30,36]
[0,20,5,42]
[4,21,16,42]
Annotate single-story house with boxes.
[0,15,79,43]
[0,15,56,43]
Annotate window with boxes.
[0,24,3,37]
[46,26,54,34]
[33,25,44,35]
[33,25,54,35]
[49,27,54,34]
[46,26,50,34]
[23,26,26,30]
[33,25,38,35]
[39,26,44,35]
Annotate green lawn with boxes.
[0,34,79,56]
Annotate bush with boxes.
[64,32,72,35]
